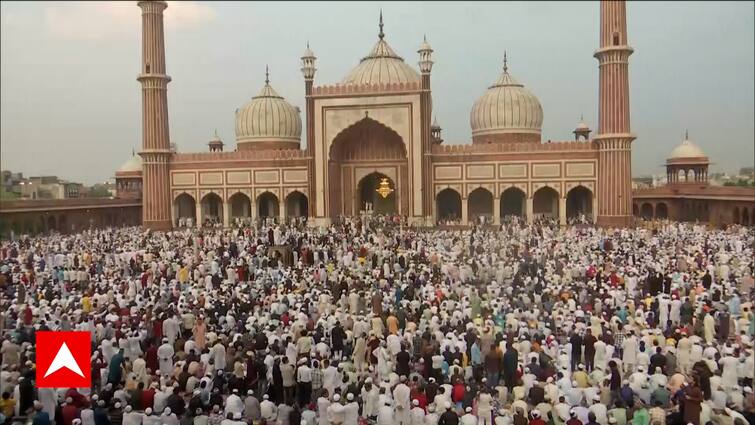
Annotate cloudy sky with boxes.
[1,1,753,185]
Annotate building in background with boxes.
[633,133,755,225]
[125,0,636,230]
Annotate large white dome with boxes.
[341,15,420,86]
[235,73,302,151]
[470,58,543,144]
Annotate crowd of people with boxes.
[0,216,753,425]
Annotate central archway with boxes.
[357,172,397,214]
[328,117,408,217]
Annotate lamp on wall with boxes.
[376,178,394,199]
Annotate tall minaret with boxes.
[418,34,434,222]
[594,0,634,227]
[137,1,172,230]
[301,43,317,218]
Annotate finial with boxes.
[214,129,218,138]
[378,10,384,40]
[307,40,310,49]
[685,129,689,140]
[265,65,269,84]
[131,147,135,156]
[503,51,508,73]
[580,114,584,121]
[424,34,427,43]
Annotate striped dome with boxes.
[470,59,543,141]
[235,74,301,149]
[341,14,420,85]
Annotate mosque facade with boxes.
[123,0,636,230]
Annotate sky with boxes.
[1,1,753,185]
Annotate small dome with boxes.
[117,153,142,173]
[576,120,589,130]
[302,43,315,59]
[470,55,543,144]
[418,36,432,52]
[669,138,706,160]
[235,70,302,150]
[341,14,420,85]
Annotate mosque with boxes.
[118,0,636,230]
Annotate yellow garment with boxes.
[178,267,189,283]
[82,296,91,313]
[573,370,589,388]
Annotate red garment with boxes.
[65,388,88,408]
[61,404,80,425]
[141,388,156,409]
[410,391,427,409]
[567,419,583,425]
[451,383,465,403]
[530,419,546,425]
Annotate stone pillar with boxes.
[559,197,567,226]
[279,200,286,223]
[251,200,257,222]
[493,197,501,225]
[195,202,202,227]
[592,194,598,223]
[526,197,534,224]
[222,201,230,228]
[461,198,469,225]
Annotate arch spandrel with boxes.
[324,107,411,159]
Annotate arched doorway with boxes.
[286,191,309,218]
[742,208,749,226]
[640,203,654,220]
[468,187,493,223]
[436,188,462,222]
[633,203,640,217]
[228,192,251,224]
[357,172,397,215]
[733,207,740,224]
[200,193,223,226]
[501,187,525,217]
[258,192,280,218]
[566,186,593,220]
[655,203,668,219]
[174,193,196,226]
[328,117,408,217]
[532,186,559,218]
[47,215,57,232]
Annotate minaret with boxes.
[594,0,634,227]
[301,42,317,217]
[137,1,172,230]
[418,34,434,222]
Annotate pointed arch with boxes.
[329,117,407,162]
[257,191,280,218]
[285,191,309,218]
[436,188,462,222]
[468,187,493,222]
[533,186,559,218]
[501,187,526,217]
[565,185,593,219]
